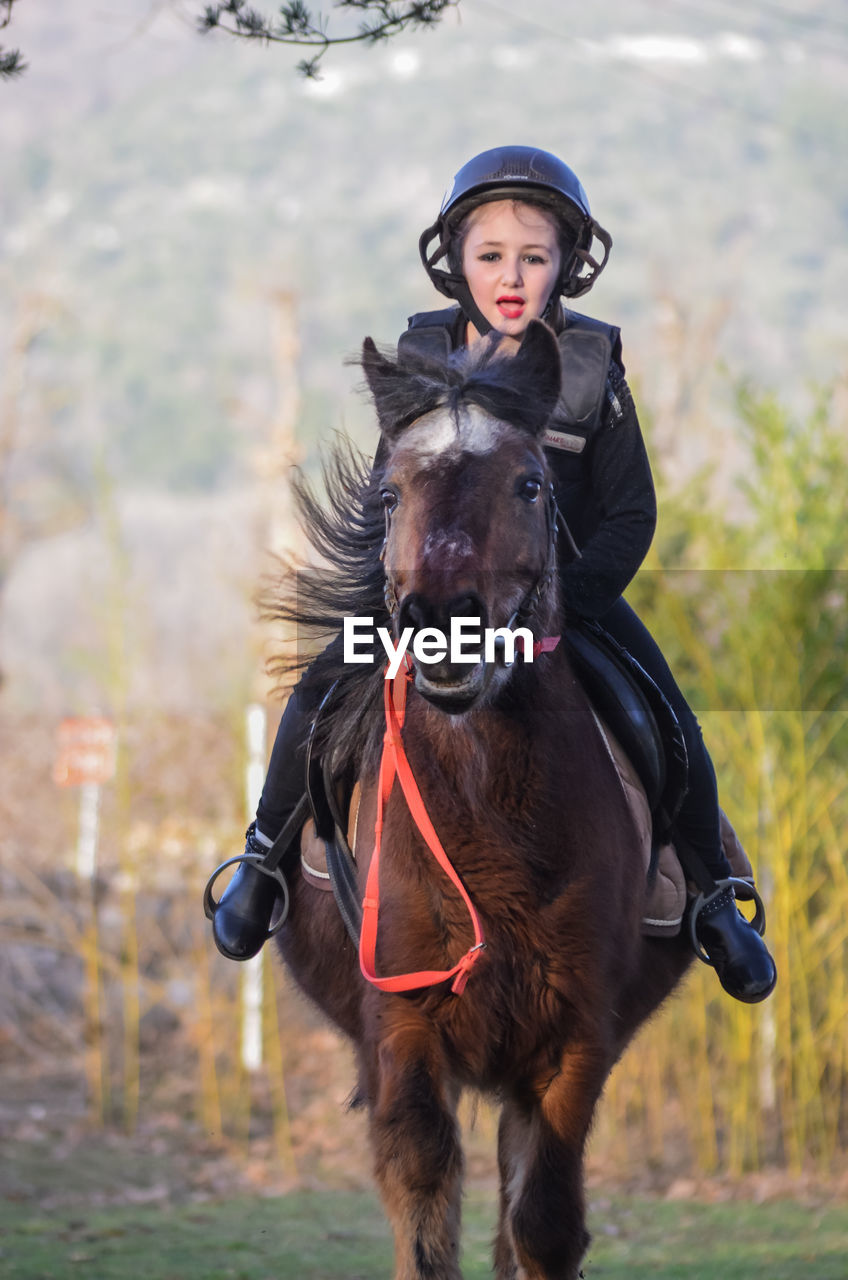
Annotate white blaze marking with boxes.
[403,404,508,464]
[422,529,473,564]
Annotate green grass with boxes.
[2,1190,848,1279]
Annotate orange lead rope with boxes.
[358,637,559,997]
[359,660,487,996]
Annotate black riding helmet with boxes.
[419,145,612,335]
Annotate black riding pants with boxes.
[256,602,731,881]
[600,597,729,878]
[255,679,322,841]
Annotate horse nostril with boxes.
[398,594,433,634]
[446,595,489,631]
[399,593,488,637]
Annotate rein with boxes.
[359,634,560,998]
[359,660,487,996]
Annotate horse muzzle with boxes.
[412,659,491,713]
[397,591,495,713]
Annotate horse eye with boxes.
[381,489,399,514]
[518,478,542,503]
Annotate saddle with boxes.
[298,622,754,940]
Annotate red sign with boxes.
[53,717,117,787]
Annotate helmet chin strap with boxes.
[419,221,495,338]
[453,280,495,339]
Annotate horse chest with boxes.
[432,948,584,1088]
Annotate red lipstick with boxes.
[497,295,525,319]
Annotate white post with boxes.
[77,779,104,1121]
[757,862,777,1112]
[241,704,268,1072]
[76,782,101,880]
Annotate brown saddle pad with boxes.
[588,708,753,936]
[299,782,363,893]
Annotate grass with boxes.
[2,1189,848,1279]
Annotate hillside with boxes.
[3,0,847,491]
[1,0,846,710]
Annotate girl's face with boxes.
[460,200,562,341]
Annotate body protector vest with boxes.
[397,305,623,448]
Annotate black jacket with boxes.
[397,306,656,620]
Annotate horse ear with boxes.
[361,337,403,436]
[362,336,443,439]
[512,320,562,434]
[361,336,388,396]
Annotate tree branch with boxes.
[1,0,26,79]
[197,0,458,76]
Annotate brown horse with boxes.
[274,321,692,1280]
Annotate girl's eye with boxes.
[518,478,542,504]
[381,489,398,514]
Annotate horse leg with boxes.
[363,1017,463,1280]
[493,1100,525,1280]
[494,1046,608,1280]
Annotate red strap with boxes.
[359,664,486,996]
[358,638,560,998]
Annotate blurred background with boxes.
[1,0,847,1225]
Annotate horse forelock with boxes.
[377,337,550,449]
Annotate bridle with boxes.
[506,483,573,633]
[379,481,574,653]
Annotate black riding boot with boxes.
[209,682,320,961]
[694,885,777,1004]
[211,824,286,961]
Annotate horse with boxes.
[272,320,693,1280]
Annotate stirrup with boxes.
[202,852,290,937]
[689,876,766,966]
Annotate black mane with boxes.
[264,433,388,769]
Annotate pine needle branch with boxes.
[1,0,26,80]
[198,0,458,74]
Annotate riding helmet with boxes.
[419,145,612,313]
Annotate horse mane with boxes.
[265,336,554,767]
[263,434,389,768]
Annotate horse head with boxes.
[363,320,563,712]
